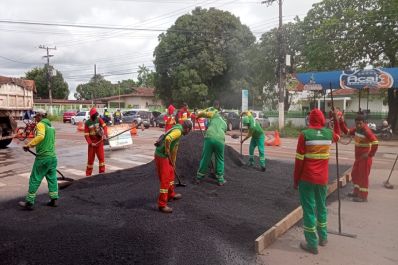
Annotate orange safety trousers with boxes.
[155,155,176,208]
[86,143,105,176]
[351,156,372,199]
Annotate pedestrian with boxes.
[18,110,59,210]
[339,113,378,202]
[84,107,108,176]
[240,111,266,171]
[164,105,176,132]
[195,100,227,186]
[177,103,191,125]
[294,108,341,254]
[154,120,193,213]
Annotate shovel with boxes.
[168,158,186,187]
[27,149,74,189]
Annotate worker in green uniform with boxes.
[241,111,266,172]
[195,101,227,186]
[19,110,58,210]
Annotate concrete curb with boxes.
[255,168,352,254]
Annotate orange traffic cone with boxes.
[264,131,275,146]
[77,121,84,131]
[274,130,281,146]
[130,126,137,136]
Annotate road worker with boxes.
[84,107,108,176]
[241,111,266,171]
[19,110,58,210]
[294,108,340,254]
[164,104,176,132]
[154,120,193,213]
[339,113,378,202]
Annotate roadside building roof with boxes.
[100,87,155,101]
[0,76,37,92]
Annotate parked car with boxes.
[221,111,240,131]
[71,111,90,125]
[137,110,152,129]
[251,111,270,129]
[63,110,77,123]
[151,111,161,127]
[122,109,141,125]
[155,113,166,128]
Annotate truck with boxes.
[0,76,35,148]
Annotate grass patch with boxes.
[265,120,305,138]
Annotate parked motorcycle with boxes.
[368,121,393,141]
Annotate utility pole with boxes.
[262,0,285,130]
[92,64,96,106]
[39,45,56,115]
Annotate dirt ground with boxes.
[0,132,347,265]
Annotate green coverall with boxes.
[299,181,328,249]
[242,114,266,168]
[196,110,227,184]
[25,118,58,204]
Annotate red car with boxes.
[63,110,77,123]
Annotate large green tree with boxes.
[74,74,114,100]
[154,7,255,108]
[296,0,398,131]
[25,66,69,99]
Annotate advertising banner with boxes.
[340,69,394,89]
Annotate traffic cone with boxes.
[264,131,275,146]
[130,126,137,136]
[274,130,281,146]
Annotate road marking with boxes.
[0,182,6,187]
[131,154,153,159]
[19,172,31,179]
[107,165,123,171]
[60,168,86,176]
[110,158,149,165]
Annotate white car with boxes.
[71,111,90,125]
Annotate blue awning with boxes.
[296,68,398,90]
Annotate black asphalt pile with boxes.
[0,132,348,265]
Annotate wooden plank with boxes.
[255,167,353,254]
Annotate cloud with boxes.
[0,0,321,99]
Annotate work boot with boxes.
[261,166,266,172]
[319,239,328,247]
[46,199,58,207]
[353,197,367,203]
[172,193,182,200]
[159,206,173,213]
[347,191,357,197]
[300,241,318,255]
[217,180,227,186]
[18,201,33,211]
[193,178,201,185]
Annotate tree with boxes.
[154,7,255,108]
[295,0,398,131]
[74,74,113,100]
[137,65,155,88]
[25,66,69,99]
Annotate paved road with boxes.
[1,122,397,203]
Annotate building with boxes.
[100,87,161,110]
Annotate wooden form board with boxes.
[255,169,352,254]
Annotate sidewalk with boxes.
[257,162,398,265]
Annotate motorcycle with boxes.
[368,122,393,141]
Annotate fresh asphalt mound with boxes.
[0,132,348,265]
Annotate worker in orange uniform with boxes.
[339,114,378,202]
[164,104,176,132]
[177,103,191,125]
[84,107,108,176]
[154,120,193,213]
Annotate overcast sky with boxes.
[0,0,321,99]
